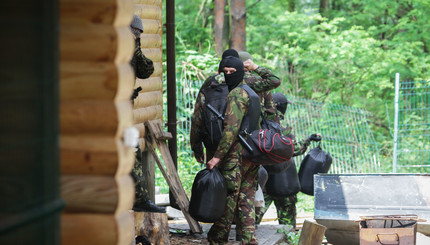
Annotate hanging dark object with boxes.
[263,160,292,174]
[298,145,332,196]
[258,165,268,189]
[189,167,227,223]
[265,160,301,197]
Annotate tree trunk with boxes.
[134,212,170,245]
[319,0,328,17]
[287,0,295,12]
[215,0,225,56]
[230,0,246,51]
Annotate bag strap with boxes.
[239,84,261,135]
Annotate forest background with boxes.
[157,0,430,195]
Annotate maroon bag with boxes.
[243,128,294,165]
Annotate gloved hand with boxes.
[131,86,142,100]
[309,133,322,142]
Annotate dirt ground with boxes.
[169,233,209,245]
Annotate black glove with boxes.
[131,86,142,100]
[309,134,322,142]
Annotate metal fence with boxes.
[285,96,381,173]
[393,73,430,173]
[169,79,382,174]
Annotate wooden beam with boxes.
[298,220,327,245]
[145,120,202,234]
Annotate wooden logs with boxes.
[60,100,133,136]
[60,0,134,26]
[61,174,134,213]
[133,91,162,109]
[135,77,162,92]
[133,105,163,124]
[141,19,162,35]
[61,211,134,245]
[134,0,162,6]
[60,62,134,100]
[142,48,162,62]
[134,4,162,20]
[139,34,162,48]
[60,0,137,244]
[60,25,134,62]
[298,220,327,245]
[134,212,170,245]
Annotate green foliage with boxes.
[296,192,314,214]
[159,0,430,194]
[285,229,301,245]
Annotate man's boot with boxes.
[133,199,166,213]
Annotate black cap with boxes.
[272,93,291,115]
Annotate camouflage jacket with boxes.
[190,66,280,161]
[130,38,154,79]
[213,80,253,161]
[199,66,280,93]
[278,115,311,157]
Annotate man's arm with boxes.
[243,59,281,93]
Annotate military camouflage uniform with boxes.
[131,147,152,205]
[131,37,154,206]
[190,66,280,163]
[207,80,260,245]
[130,38,154,79]
[255,114,312,228]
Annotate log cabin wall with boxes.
[132,0,164,201]
[59,0,139,244]
[133,0,164,149]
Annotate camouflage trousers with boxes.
[131,149,151,205]
[207,158,259,245]
[255,194,297,228]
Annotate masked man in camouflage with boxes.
[130,14,154,81]
[255,93,321,228]
[190,49,280,164]
[206,56,261,245]
[130,14,164,213]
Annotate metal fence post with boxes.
[393,73,400,173]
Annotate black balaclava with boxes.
[272,93,290,115]
[222,48,239,59]
[222,56,245,91]
[218,49,239,73]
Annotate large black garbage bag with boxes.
[265,160,301,197]
[298,145,332,196]
[258,165,268,189]
[189,167,227,223]
[263,160,292,175]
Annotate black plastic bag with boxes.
[263,160,292,174]
[298,145,332,196]
[258,165,268,189]
[265,159,301,197]
[189,167,227,223]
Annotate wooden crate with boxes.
[359,215,419,245]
